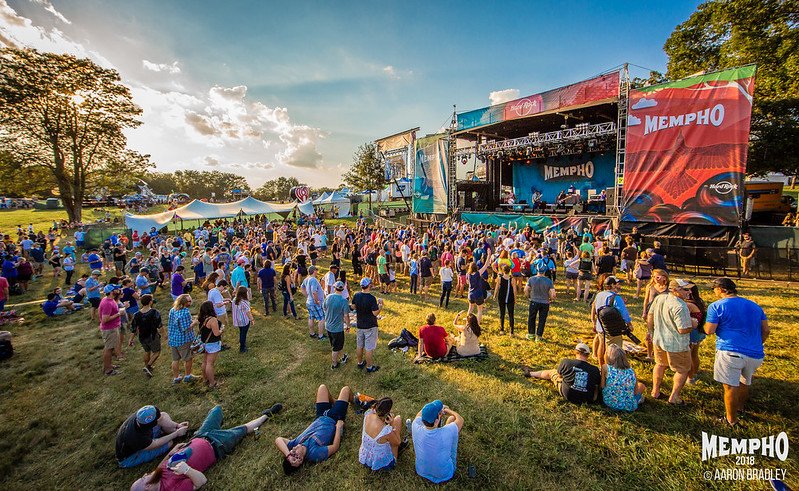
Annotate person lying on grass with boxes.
[275,384,351,475]
[41,288,80,317]
[522,342,601,405]
[130,403,283,491]
[116,405,189,468]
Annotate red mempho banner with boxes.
[622,66,756,226]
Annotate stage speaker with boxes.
[605,187,616,204]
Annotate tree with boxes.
[0,48,143,221]
[0,150,57,197]
[254,177,301,201]
[89,150,154,196]
[344,142,387,210]
[631,71,668,89]
[663,0,799,176]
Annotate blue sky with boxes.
[1,0,701,187]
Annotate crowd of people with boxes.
[0,212,772,487]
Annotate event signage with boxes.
[457,72,620,131]
[513,152,614,203]
[413,134,449,214]
[622,66,756,226]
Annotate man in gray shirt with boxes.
[524,264,556,341]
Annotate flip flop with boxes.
[651,392,666,400]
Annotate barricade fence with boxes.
[659,244,799,282]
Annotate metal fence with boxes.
[660,244,799,281]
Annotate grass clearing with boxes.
[0,229,797,489]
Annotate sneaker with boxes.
[172,377,182,385]
[146,364,154,373]
[104,369,118,376]
[143,366,153,377]
[526,334,535,340]
[366,365,380,373]
[183,374,197,383]
[332,362,340,369]
[405,418,412,435]
[357,361,366,370]
[398,439,410,454]
[535,335,543,342]
[309,333,317,339]
[318,335,327,341]
[339,353,349,365]
[262,403,283,418]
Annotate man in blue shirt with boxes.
[411,400,464,484]
[705,278,769,426]
[85,270,104,321]
[300,266,326,339]
[257,260,277,315]
[323,282,350,369]
[87,249,103,271]
[275,384,350,475]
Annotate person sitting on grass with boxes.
[601,344,646,412]
[116,405,189,468]
[416,313,454,360]
[522,342,601,405]
[130,403,283,490]
[42,288,79,317]
[358,397,408,471]
[452,311,481,357]
[411,399,464,484]
[275,384,351,475]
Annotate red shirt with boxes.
[159,438,217,491]
[0,276,8,301]
[419,324,449,358]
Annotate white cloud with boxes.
[628,115,641,126]
[489,88,520,106]
[31,0,71,24]
[381,64,412,80]
[204,156,221,167]
[142,59,181,74]
[631,97,657,110]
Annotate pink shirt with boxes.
[98,297,121,331]
[159,438,217,491]
[0,277,8,301]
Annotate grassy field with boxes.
[0,207,130,234]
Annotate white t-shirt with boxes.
[323,271,336,294]
[208,288,227,316]
[439,267,454,282]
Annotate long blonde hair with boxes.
[647,269,669,289]
[172,293,192,310]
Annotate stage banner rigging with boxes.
[457,72,620,132]
[413,134,449,214]
[376,129,417,180]
[622,66,756,226]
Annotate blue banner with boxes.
[413,134,449,213]
[512,152,615,203]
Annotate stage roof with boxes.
[455,71,620,137]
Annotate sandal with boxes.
[651,392,666,400]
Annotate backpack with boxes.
[0,331,13,361]
[597,293,627,337]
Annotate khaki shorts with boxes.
[714,350,763,387]
[171,342,193,362]
[356,327,378,351]
[421,276,433,286]
[101,329,119,350]
[654,345,691,374]
[594,332,623,349]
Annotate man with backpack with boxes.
[591,276,634,365]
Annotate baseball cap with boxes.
[334,281,345,291]
[136,405,158,425]
[421,400,444,425]
[603,275,624,286]
[91,269,101,276]
[712,277,737,292]
[670,279,695,290]
[360,277,372,288]
[575,342,591,355]
[309,265,318,274]
[103,284,119,294]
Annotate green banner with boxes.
[460,213,554,231]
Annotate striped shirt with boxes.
[232,300,251,327]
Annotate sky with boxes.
[1,0,702,188]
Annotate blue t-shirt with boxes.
[257,267,276,289]
[323,294,350,333]
[85,277,101,298]
[87,253,102,270]
[42,299,59,316]
[706,296,766,359]
[301,276,323,306]
[409,259,418,276]
[2,259,17,280]
[411,417,459,483]
[30,248,45,263]
[136,275,151,294]
[287,417,335,463]
[230,266,248,289]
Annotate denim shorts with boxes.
[205,341,222,354]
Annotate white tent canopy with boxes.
[125,197,315,233]
[313,190,350,218]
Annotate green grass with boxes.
[0,251,797,489]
